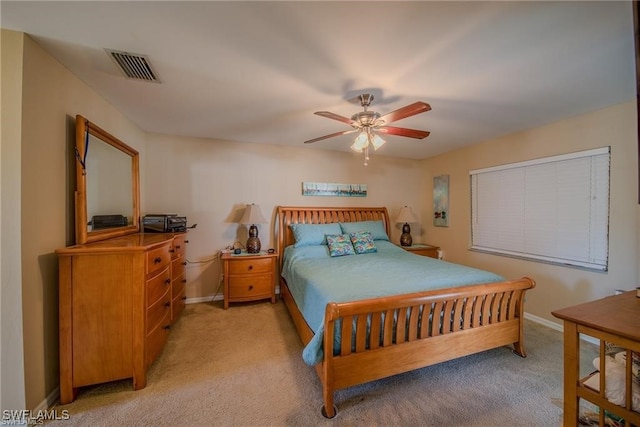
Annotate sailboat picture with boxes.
[302,182,367,197]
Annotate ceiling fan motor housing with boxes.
[351,111,381,128]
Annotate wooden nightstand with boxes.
[221,251,278,309]
[400,244,440,259]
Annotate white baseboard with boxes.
[33,385,60,413]
[524,311,598,346]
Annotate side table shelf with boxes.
[552,291,640,426]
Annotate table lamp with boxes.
[239,203,267,253]
[396,206,417,247]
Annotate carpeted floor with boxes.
[50,300,598,426]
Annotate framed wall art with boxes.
[433,175,449,227]
[302,182,367,197]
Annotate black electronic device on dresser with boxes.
[143,214,188,233]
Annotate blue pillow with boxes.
[326,234,356,257]
[349,231,377,254]
[290,223,342,247]
[339,220,390,241]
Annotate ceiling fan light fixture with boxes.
[351,132,368,153]
[371,133,386,150]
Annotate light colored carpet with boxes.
[51,300,597,426]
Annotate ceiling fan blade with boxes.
[377,126,430,139]
[304,129,357,144]
[314,111,354,125]
[378,102,431,125]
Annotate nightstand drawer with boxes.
[227,257,272,275]
[228,273,272,299]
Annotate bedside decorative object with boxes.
[396,206,417,246]
[239,203,266,254]
[222,251,278,309]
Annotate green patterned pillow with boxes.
[326,234,355,257]
[349,231,377,254]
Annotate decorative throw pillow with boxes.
[339,220,390,241]
[326,234,355,257]
[349,231,377,254]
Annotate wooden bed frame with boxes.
[276,206,536,418]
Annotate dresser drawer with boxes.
[228,257,272,275]
[172,274,186,299]
[228,273,272,299]
[172,234,187,259]
[146,244,172,277]
[147,287,171,333]
[146,311,170,367]
[171,291,186,322]
[171,256,186,280]
[147,266,171,306]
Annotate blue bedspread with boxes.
[281,241,505,365]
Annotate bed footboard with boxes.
[320,277,535,418]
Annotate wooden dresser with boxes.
[56,232,187,404]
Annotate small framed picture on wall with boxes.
[433,175,449,227]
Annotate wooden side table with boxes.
[221,251,278,309]
[552,291,640,426]
[400,243,439,259]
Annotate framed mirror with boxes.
[75,115,140,244]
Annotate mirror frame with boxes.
[75,115,140,245]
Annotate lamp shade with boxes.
[239,204,266,225]
[396,206,417,224]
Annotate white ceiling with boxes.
[2,1,636,160]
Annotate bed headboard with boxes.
[276,206,390,261]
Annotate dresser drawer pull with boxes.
[154,257,162,264]
[182,262,187,266]
[248,265,253,271]
[176,245,181,249]
[249,285,254,290]
[185,240,189,243]
[163,325,171,330]
[165,278,171,285]
[182,279,187,283]
[164,302,171,308]
[182,296,187,300]
[169,249,175,253]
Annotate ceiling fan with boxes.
[304,94,431,165]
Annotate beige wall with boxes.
[144,133,425,299]
[1,29,27,413]
[421,101,639,324]
[18,34,147,410]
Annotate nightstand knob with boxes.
[248,265,253,271]
[165,278,171,285]
[249,285,254,290]
[154,257,162,264]
[164,302,171,308]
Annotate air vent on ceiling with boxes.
[105,49,161,83]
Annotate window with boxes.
[470,147,610,271]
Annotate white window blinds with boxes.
[470,147,610,271]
